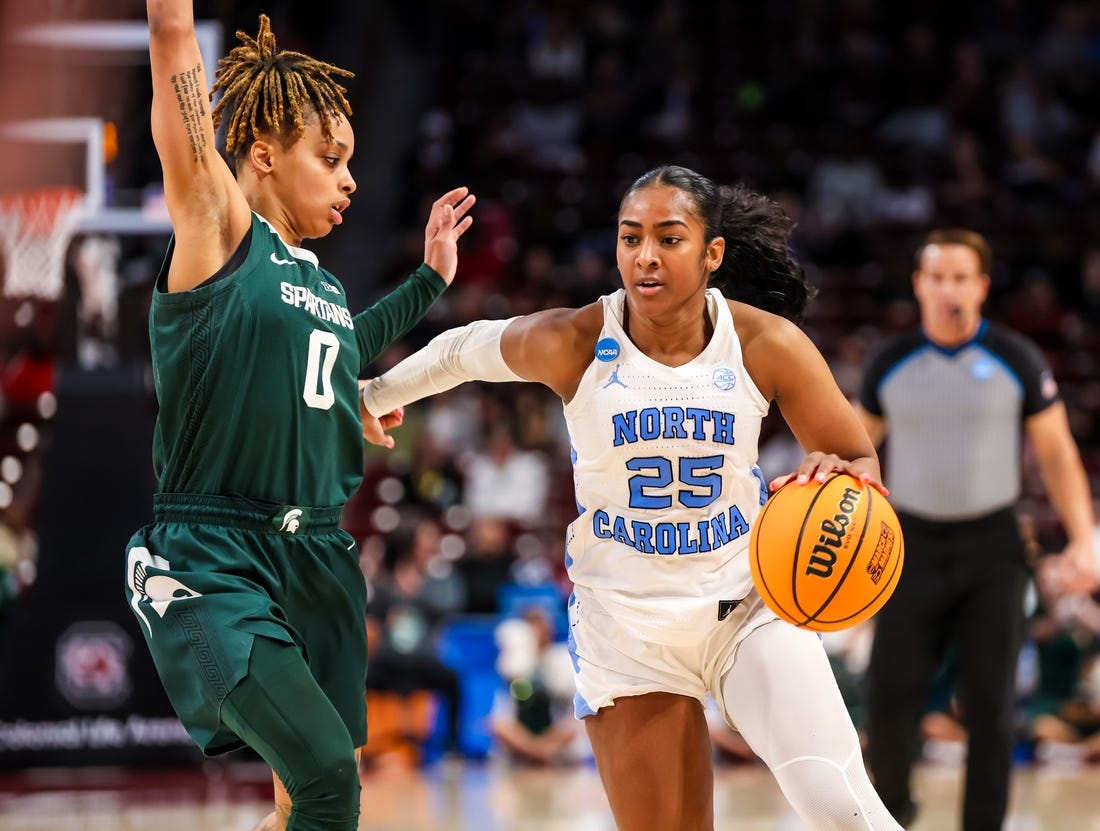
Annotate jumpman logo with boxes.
[603,364,628,389]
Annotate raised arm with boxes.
[147,0,251,292]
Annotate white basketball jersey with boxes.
[563,288,771,645]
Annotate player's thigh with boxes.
[221,635,358,798]
[719,621,861,766]
[585,692,713,831]
[277,532,369,747]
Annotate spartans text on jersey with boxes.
[280,282,354,330]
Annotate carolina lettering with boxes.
[592,505,750,555]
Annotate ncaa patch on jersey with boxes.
[595,338,620,362]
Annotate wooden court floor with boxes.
[2,760,1099,830]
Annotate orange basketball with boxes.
[749,473,904,632]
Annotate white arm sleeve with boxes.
[361,317,525,417]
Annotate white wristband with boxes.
[362,317,524,416]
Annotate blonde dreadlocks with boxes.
[211,14,354,166]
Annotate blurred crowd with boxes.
[3,0,1100,768]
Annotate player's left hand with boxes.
[359,380,403,448]
[769,452,889,496]
[423,186,476,284]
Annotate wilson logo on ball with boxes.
[806,486,861,578]
[748,473,904,632]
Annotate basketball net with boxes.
[0,187,86,300]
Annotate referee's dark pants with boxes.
[866,508,1029,831]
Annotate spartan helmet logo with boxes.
[127,547,202,637]
[280,509,304,533]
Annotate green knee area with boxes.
[222,636,360,831]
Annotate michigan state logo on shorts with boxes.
[126,546,202,637]
[271,505,311,535]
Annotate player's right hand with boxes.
[423,186,476,284]
[359,379,403,448]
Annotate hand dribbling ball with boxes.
[749,473,904,632]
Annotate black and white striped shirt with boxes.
[860,320,1059,521]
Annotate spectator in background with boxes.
[1076,249,1100,327]
[828,333,872,401]
[1028,551,1100,766]
[455,516,517,615]
[462,421,550,524]
[366,516,464,754]
[859,228,1097,830]
[805,131,883,243]
[491,606,580,766]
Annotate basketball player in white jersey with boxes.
[361,165,902,830]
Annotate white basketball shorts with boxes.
[567,586,779,723]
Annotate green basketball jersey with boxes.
[149,212,444,506]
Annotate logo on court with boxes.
[127,547,203,637]
[270,252,296,267]
[279,508,304,533]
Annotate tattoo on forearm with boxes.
[170,65,209,164]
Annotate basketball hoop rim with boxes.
[0,186,87,236]
[0,186,88,302]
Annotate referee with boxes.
[858,228,1097,830]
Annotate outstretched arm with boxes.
[361,317,527,420]
[360,305,598,445]
[147,0,251,292]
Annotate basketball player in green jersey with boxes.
[125,5,474,830]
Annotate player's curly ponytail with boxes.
[210,14,354,167]
[622,165,815,324]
